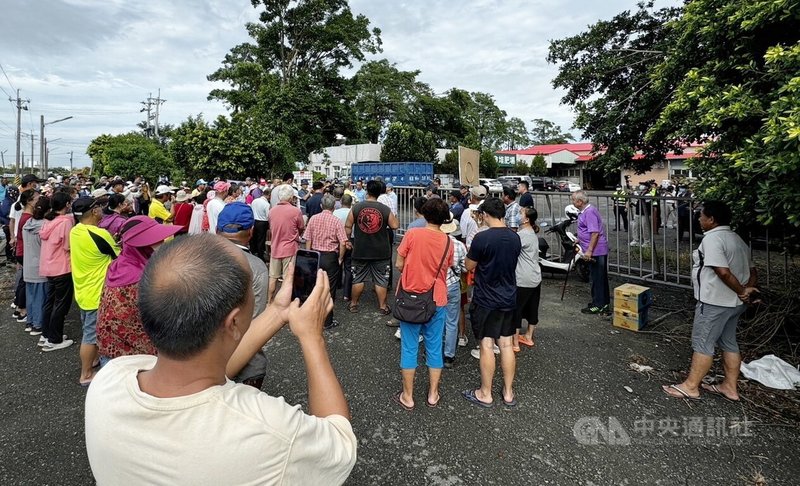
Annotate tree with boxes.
[548,0,800,232]
[463,92,508,150]
[436,150,460,178]
[530,154,548,176]
[528,118,576,145]
[512,160,530,175]
[351,59,431,143]
[479,149,499,178]
[547,1,681,172]
[503,117,530,150]
[380,122,437,162]
[207,0,382,164]
[87,133,174,184]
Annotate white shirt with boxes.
[459,201,483,249]
[515,227,542,288]
[692,225,751,307]
[251,196,270,222]
[85,355,357,486]
[206,198,226,234]
[377,193,397,216]
[270,184,300,209]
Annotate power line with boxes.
[0,63,17,93]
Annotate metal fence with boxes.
[392,186,796,293]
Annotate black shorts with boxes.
[470,303,516,340]
[514,285,541,327]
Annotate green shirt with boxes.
[70,223,119,310]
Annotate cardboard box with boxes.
[613,307,649,332]
[614,284,654,312]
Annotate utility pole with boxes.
[10,89,29,179]
[69,151,73,172]
[40,115,44,178]
[30,133,35,175]
[141,93,153,137]
[0,149,6,173]
[153,88,166,138]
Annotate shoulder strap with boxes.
[88,228,117,261]
[431,235,450,290]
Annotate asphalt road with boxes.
[1,264,797,485]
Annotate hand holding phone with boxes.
[292,249,321,303]
[287,268,334,340]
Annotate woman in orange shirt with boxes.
[393,198,454,410]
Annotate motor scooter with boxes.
[538,207,590,283]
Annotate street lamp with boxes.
[41,115,73,177]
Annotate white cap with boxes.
[155,185,174,196]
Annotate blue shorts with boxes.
[399,306,446,369]
[80,309,98,345]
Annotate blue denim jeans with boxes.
[25,282,48,328]
[443,281,461,359]
[399,306,446,369]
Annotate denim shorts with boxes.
[80,309,98,345]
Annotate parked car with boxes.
[529,176,557,192]
[555,180,581,192]
[479,178,503,194]
[497,175,532,190]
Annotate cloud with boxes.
[0,0,680,168]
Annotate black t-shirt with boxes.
[519,192,534,209]
[468,227,521,310]
[306,192,323,218]
[351,200,391,260]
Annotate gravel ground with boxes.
[0,261,798,485]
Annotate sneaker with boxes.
[457,335,468,347]
[10,303,16,309]
[581,305,611,315]
[443,357,455,369]
[37,336,48,347]
[394,329,401,340]
[24,325,33,332]
[323,319,339,330]
[17,315,29,323]
[42,339,74,352]
[629,241,639,247]
[12,310,20,319]
[29,328,42,336]
[470,345,500,359]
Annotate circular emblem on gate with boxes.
[358,207,384,234]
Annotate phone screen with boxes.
[292,249,321,303]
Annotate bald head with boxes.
[139,234,251,359]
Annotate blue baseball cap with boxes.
[217,202,255,233]
[196,179,208,186]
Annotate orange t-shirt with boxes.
[397,227,454,306]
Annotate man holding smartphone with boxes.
[85,234,355,484]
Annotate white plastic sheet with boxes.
[740,354,800,390]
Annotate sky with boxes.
[0,0,678,171]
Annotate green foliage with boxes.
[503,117,530,150]
[530,154,548,176]
[528,118,575,145]
[312,171,326,182]
[549,0,800,236]
[380,122,437,162]
[87,133,174,184]
[352,59,431,143]
[435,150,459,177]
[479,149,499,178]
[512,160,530,175]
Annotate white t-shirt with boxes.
[692,226,751,307]
[251,196,270,222]
[85,355,357,486]
[270,184,300,209]
[206,198,226,234]
[515,227,542,288]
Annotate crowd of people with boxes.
[0,170,758,484]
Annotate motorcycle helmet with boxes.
[6,185,19,201]
[565,204,579,220]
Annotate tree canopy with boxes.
[548,0,800,233]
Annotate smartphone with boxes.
[292,249,321,303]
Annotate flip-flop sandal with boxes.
[518,336,534,347]
[662,384,701,401]
[378,307,391,316]
[426,395,441,408]
[502,396,518,407]
[462,389,493,408]
[702,383,740,402]
[392,391,414,411]
[348,304,359,314]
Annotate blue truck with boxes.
[350,162,433,186]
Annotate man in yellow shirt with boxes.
[70,196,119,386]
[149,185,174,223]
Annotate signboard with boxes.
[458,146,480,186]
[293,170,313,185]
